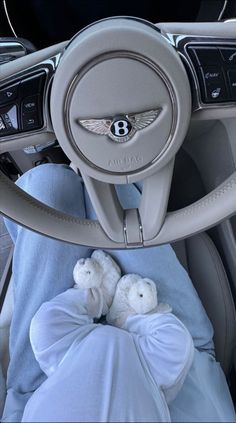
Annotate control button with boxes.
[0,83,18,105]
[19,72,46,98]
[203,67,222,82]
[190,47,222,66]
[220,48,236,65]
[22,112,41,131]
[227,70,236,99]
[2,105,18,129]
[0,104,19,136]
[0,116,6,132]
[22,95,38,113]
[200,66,228,102]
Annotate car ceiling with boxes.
[0,0,228,49]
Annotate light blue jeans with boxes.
[2,164,236,422]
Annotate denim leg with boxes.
[3,164,91,422]
[3,164,234,423]
[85,184,214,353]
[85,185,236,422]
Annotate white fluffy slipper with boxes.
[73,257,104,318]
[107,274,171,327]
[73,251,121,316]
[91,250,121,315]
[73,257,103,289]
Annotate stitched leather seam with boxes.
[170,173,236,218]
[1,172,101,229]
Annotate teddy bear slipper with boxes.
[73,250,121,317]
[106,274,171,328]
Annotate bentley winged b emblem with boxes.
[78,109,161,143]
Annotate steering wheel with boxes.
[1,17,236,248]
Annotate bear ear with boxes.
[91,250,121,278]
[117,274,140,290]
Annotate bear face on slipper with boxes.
[73,251,171,325]
[107,274,171,328]
[73,251,121,316]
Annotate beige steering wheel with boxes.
[1,17,236,248]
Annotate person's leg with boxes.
[85,183,236,422]
[169,349,236,422]
[2,164,91,422]
[85,184,214,352]
[29,287,102,378]
[124,312,194,404]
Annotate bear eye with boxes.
[139,294,143,298]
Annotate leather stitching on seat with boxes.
[0,172,101,228]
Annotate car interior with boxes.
[1,0,236,418]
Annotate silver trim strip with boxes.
[3,0,17,37]
[137,208,144,244]
[65,16,161,53]
[224,18,236,23]
[0,41,26,59]
[123,212,128,246]
[218,0,228,21]
[123,208,143,247]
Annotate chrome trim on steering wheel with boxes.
[64,50,178,176]
[162,32,236,112]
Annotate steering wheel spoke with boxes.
[81,172,124,242]
[82,160,174,246]
[0,41,66,153]
[139,160,174,241]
